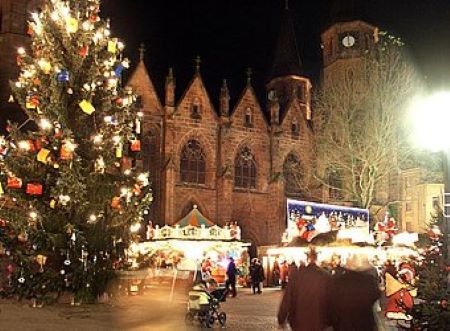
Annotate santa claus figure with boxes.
[385,262,417,321]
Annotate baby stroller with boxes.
[185,283,227,328]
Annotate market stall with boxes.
[130,206,250,286]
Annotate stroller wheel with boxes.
[218,312,227,327]
[185,312,194,325]
[203,315,215,328]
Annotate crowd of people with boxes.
[277,248,382,331]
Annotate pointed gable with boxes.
[176,74,218,121]
[280,99,311,137]
[232,85,268,129]
[127,60,162,114]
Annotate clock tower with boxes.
[321,0,377,86]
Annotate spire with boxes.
[194,55,201,73]
[246,67,253,86]
[139,43,146,62]
[269,3,302,81]
[165,67,176,107]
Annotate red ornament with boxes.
[130,140,141,152]
[7,177,22,189]
[79,45,89,57]
[26,183,43,195]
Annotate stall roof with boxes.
[174,205,215,228]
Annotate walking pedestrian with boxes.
[250,258,263,294]
[225,257,237,297]
[278,247,331,331]
[328,254,381,331]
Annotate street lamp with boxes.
[409,91,450,260]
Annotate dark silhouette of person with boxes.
[225,257,237,297]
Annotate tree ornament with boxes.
[50,199,56,209]
[79,99,95,115]
[115,144,123,158]
[7,176,22,189]
[8,95,14,103]
[38,59,51,74]
[57,69,70,82]
[60,143,74,160]
[35,255,47,272]
[26,95,40,109]
[26,183,43,195]
[114,63,125,77]
[107,39,118,53]
[64,259,71,266]
[79,45,89,58]
[130,140,141,152]
[67,88,74,95]
[0,183,4,196]
[18,277,26,284]
[66,17,79,34]
[37,148,50,164]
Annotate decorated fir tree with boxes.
[412,212,450,330]
[0,0,152,303]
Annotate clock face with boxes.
[342,35,356,48]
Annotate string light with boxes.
[39,118,52,130]
[17,47,26,55]
[18,140,32,151]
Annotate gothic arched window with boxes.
[291,118,299,138]
[180,140,206,184]
[244,107,253,127]
[283,154,302,194]
[142,129,159,175]
[191,98,201,119]
[234,147,256,189]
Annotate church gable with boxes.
[176,74,218,122]
[127,61,162,114]
[231,86,267,131]
[280,100,310,140]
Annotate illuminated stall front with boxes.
[131,206,250,285]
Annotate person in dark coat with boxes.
[278,247,331,331]
[250,258,263,294]
[225,257,237,297]
[328,254,381,331]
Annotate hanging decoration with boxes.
[26,183,43,195]
[79,99,95,115]
[37,148,50,164]
[7,176,22,189]
[57,69,70,82]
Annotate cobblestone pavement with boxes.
[0,287,404,331]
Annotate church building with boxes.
[0,0,442,246]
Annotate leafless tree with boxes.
[312,33,421,210]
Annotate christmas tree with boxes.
[412,212,450,330]
[0,0,152,303]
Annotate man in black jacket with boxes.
[225,257,237,297]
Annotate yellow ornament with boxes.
[66,17,79,33]
[107,39,117,53]
[116,143,123,158]
[79,99,95,115]
[0,182,3,196]
[38,59,52,74]
[50,199,56,209]
[37,148,50,164]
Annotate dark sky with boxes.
[101,0,450,104]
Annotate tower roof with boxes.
[269,4,303,81]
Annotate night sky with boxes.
[100,0,450,104]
